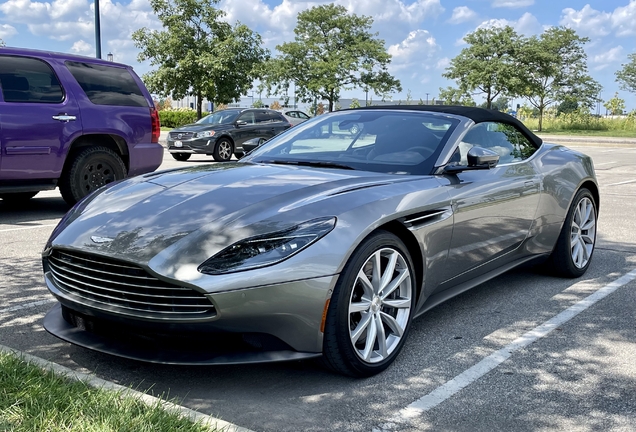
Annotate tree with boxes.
[480,96,510,111]
[616,53,636,96]
[444,26,522,109]
[557,98,579,115]
[0,38,5,47]
[517,27,601,131]
[263,4,401,112]
[437,86,476,106]
[349,98,361,108]
[252,99,264,108]
[603,92,626,115]
[132,0,268,119]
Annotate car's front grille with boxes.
[47,249,216,320]
[169,132,194,140]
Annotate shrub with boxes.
[158,108,200,128]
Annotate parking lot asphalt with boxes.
[1,143,635,432]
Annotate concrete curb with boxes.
[0,344,254,432]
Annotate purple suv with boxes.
[0,47,163,205]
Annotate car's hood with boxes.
[50,163,417,263]
[171,123,234,133]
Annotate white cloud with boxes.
[592,45,624,70]
[476,12,543,36]
[388,29,440,72]
[436,57,450,70]
[560,5,612,37]
[560,2,635,38]
[0,23,18,40]
[448,6,477,24]
[70,39,92,54]
[491,0,534,8]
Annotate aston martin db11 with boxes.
[42,106,598,377]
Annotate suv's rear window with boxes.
[65,61,147,107]
[0,55,64,103]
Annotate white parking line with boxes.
[0,298,57,315]
[392,268,636,423]
[0,344,254,432]
[606,179,636,187]
[0,224,57,233]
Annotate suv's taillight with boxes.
[150,107,161,143]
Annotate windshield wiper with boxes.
[259,160,355,170]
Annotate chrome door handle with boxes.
[52,114,77,122]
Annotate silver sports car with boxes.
[42,106,598,377]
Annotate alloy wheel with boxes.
[348,247,412,363]
[218,141,232,160]
[570,196,596,269]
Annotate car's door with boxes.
[437,122,541,286]
[232,111,258,146]
[0,55,82,180]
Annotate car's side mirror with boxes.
[443,146,499,174]
[467,146,499,168]
[236,120,248,127]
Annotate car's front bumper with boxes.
[166,137,218,154]
[43,271,338,365]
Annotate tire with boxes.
[213,138,233,162]
[171,153,191,161]
[0,191,38,204]
[546,188,597,278]
[322,231,416,377]
[59,146,127,206]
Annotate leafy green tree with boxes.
[438,86,476,106]
[349,98,361,108]
[132,0,269,119]
[603,92,626,115]
[251,99,264,108]
[616,53,636,96]
[557,98,579,115]
[263,4,401,112]
[444,26,522,109]
[516,27,601,131]
[480,96,510,111]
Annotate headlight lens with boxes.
[196,130,215,138]
[198,217,336,275]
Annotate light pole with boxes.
[426,93,429,105]
[94,0,102,59]
[107,52,113,62]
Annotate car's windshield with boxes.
[196,110,240,125]
[243,110,459,175]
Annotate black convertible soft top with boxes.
[353,105,543,148]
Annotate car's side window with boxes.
[239,112,256,124]
[459,122,537,165]
[298,112,310,120]
[0,55,64,103]
[65,61,147,107]
[255,111,272,124]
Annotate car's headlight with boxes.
[198,217,336,275]
[196,131,215,138]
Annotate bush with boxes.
[522,111,636,132]
[158,109,201,128]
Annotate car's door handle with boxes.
[524,180,535,187]
[52,114,77,122]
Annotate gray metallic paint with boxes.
[42,112,598,364]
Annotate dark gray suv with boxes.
[167,108,291,161]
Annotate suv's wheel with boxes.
[0,192,38,204]
[322,231,415,377]
[546,188,597,278]
[171,153,191,162]
[59,146,126,206]
[213,138,233,162]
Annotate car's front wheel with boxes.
[322,231,415,377]
[59,146,126,206]
[547,188,597,277]
[171,153,191,162]
[213,138,233,162]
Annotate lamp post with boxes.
[426,93,429,105]
[107,52,113,62]
[94,0,102,59]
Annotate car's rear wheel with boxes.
[59,146,126,206]
[213,138,233,162]
[547,188,597,277]
[171,152,191,161]
[0,192,38,204]
[323,231,415,377]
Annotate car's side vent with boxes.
[402,207,452,229]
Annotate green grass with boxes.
[0,351,217,432]
[535,129,636,138]
[521,114,636,138]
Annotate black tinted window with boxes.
[0,55,64,103]
[255,111,273,123]
[65,61,147,107]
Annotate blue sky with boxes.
[1,0,635,110]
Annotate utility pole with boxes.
[94,0,102,59]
